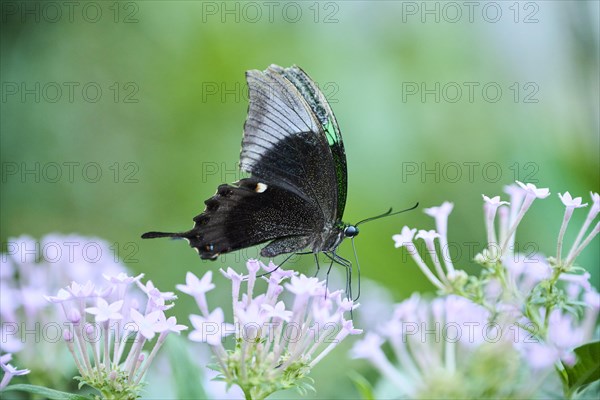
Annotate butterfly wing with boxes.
[142,65,347,259]
[241,65,345,223]
[271,65,348,219]
[142,177,321,259]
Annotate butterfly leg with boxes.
[313,253,320,277]
[323,252,353,299]
[324,254,335,298]
[323,252,355,318]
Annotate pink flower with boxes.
[261,301,292,322]
[130,309,163,340]
[66,281,95,298]
[351,332,384,359]
[220,267,245,283]
[0,353,30,389]
[246,259,262,274]
[85,298,123,322]
[104,272,144,285]
[189,308,233,346]
[285,275,322,296]
[45,288,72,303]
[590,192,600,215]
[182,260,359,396]
[156,316,187,335]
[176,271,215,297]
[138,279,177,301]
[482,195,510,207]
[558,192,588,209]
[516,181,550,199]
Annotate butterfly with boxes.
[142,65,413,281]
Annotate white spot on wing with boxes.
[255,183,268,193]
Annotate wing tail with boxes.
[141,231,188,239]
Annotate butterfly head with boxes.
[343,225,359,238]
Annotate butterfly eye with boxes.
[344,225,359,238]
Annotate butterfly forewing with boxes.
[241,66,341,223]
[272,65,348,219]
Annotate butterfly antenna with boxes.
[351,237,361,302]
[355,202,419,227]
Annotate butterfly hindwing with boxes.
[187,178,321,259]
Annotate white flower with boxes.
[176,271,215,297]
[590,192,600,215]
[482,195,510,207]
[104,272,144,285]
[558,192,587,209]
[182,259,359,398]
[130,309,163,340]
[285,275,323,296]
[351,332,384,359]
[156,316,187,335]
[516,181,550,199]
[189,308,233,346]
[48,273,182,397]
[392,226,417,248]
[423,201,454,221]
[85,298,123,322]
[261,301,292,322]
[0,353,30,389]
[415,229,440,242]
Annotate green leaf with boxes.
[573,380,600,399]
[348,371,375,400]
[165,334,207,399]
[0,384,92,399]
[562,341,600,398]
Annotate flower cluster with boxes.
[180,260,361,400]
[368,182,600,398]
[47,273,186,399]
[0,234,128,388]
[352,294,540,398]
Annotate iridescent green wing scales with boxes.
[274,65,348,220]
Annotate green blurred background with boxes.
[1,1,599,398]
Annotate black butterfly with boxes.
[142,65,413,281]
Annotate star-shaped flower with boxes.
[482,195,510,207]
[262,301,292,322]
[176,271,215,297]
[85,298,123,322]
[392,226,417,248]
[415,229,440,242]
[156,315,188,334]
[351,332,384,359]
[516,181,550,199]
[558,192,587,209]
[285,275,322,297]
[424,201,454,219]
[130,309,164,339]
[189,308,233,346]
